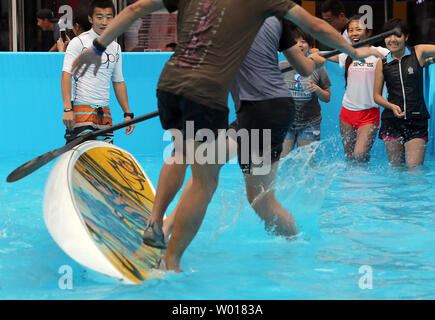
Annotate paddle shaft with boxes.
[280,28,402,73]
[93,110,159,137]
[6,110,159,182]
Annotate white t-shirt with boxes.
[339,46,389,111]
[63,28,124,106]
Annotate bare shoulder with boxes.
[375,58,384,71]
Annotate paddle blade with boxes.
[7,151,59,183]
[6,110,159,183]
[6,135,86,183]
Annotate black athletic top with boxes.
[381,46,430,120]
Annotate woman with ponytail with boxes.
[330,14,389,162]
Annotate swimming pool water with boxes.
[0,138,434,300]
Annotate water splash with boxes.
[211,176,245,242]
[275,140,345,238]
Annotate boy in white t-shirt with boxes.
[61,0,134,143]
[330,14,389,162]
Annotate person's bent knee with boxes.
[389,158,405,167]
[246,188,274,209]
[191,172,220,196]
[353,150,370,162]
[246,190,259,206]
[406,159,424,167]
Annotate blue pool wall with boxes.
[0,52,434,158]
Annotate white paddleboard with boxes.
[43,141,163,284]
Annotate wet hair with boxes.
[291,27,315,48]
[88,0,115,17]
[344,14,374,87]
[320,0,346,17]
[382,18,409,38]
[73,9,92,31]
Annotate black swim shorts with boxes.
[379,118,428,143]
[231,97,295,174]
[157,90,229,140]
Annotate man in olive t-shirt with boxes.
[72,0,384,272]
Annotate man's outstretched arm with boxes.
[72,0,165,77]
[285,5,382,61]
[97,0,165,48]
[282,45,325,77]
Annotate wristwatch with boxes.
[64,108,73,112]
[92,38,106,56]
[124,112,134,118]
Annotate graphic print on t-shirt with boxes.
[285,73,313,101]
[174,1,225,70]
